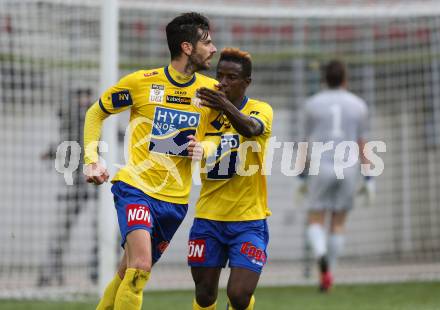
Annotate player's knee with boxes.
[330,226,344,234]
[227,287,252,310]
[128,257,152,272]
[330,221,345,234]
[195,282,217,306]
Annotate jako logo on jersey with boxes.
[125,204,152,227]
[174,90,187,95]
[240,242,266,265]
[166,95,191,105]
[188,240,206,263]
[250,111,260,116]
[112,90,133,108]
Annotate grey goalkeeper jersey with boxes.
[302,88,368,167]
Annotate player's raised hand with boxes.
[187,135,204,161]
[83,162,109,185]
[196,87,231,112]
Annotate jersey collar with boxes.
[164,65,196,87]
[238,96,249,111]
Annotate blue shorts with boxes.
[187,218,269,274]
[112,181,188,264]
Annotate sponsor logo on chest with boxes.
[153,107,200,132]
[149,107,200,156]
[220,134,239,150]
[166,95,191,105]
[149,84,165,103]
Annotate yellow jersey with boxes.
[90,65,217,204]
[195,97,273,221]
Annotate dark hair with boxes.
[166,12,210,60]
[219,47,252,78]
[324,60,346,88]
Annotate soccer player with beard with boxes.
[83,12,218,310]
[188,48,273,310]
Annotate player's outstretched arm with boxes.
[197,87,262,138]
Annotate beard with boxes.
[188,52,210,72]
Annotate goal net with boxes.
[1,0,439,299]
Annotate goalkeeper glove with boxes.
[293,173,308,207]
[358,176,376,206]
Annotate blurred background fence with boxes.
[1,0,439,299]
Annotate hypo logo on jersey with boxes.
[240,242,266,266]
[149,107,200,156]
[188,239,206,263]
[149,84,165,103]
[206,134,240,180]
[126,204,152,227]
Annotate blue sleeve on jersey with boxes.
[98,99,112,114]
[250,116,265,136]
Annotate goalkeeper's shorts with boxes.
[187,218,269,274]
[112,181,188,264]
[306,164,358,212]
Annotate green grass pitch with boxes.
[1,282,439,310]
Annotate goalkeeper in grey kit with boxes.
[296,59,375,292]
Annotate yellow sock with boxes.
[114,268,150,310]
[96,273,122,310]
[193,298,217,310]
[227,295,255,310]
[245,295,255,310]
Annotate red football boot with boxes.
[320,271,333,292]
